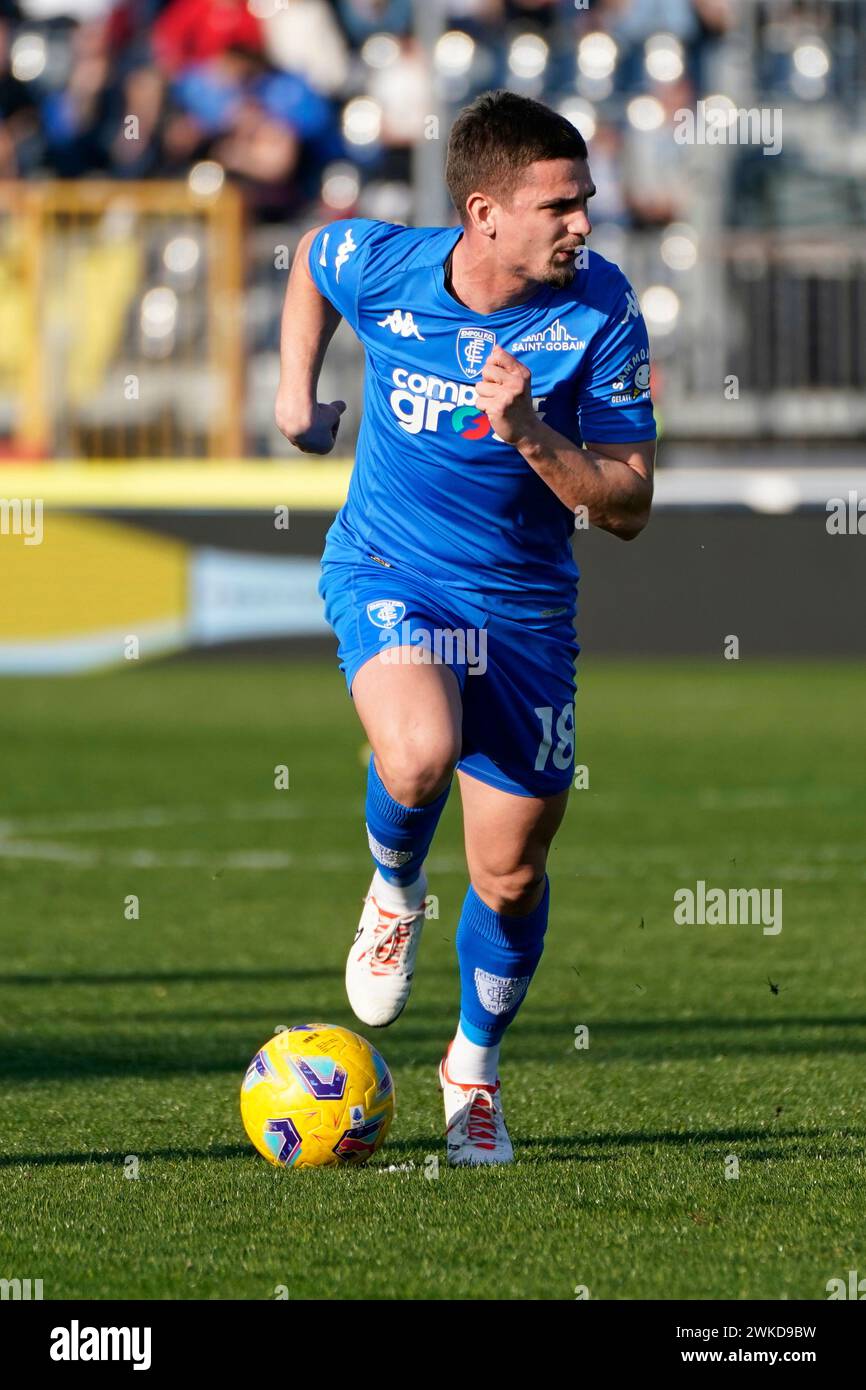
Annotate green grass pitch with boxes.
[0,659,863,1300]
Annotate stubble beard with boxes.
[542,259,579,290]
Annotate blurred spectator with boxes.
[0,15,40,175]
[260,0,350,97]
[505,0,559,29]
[689,0,734,92]
[366,35,430,147]
[106,0,168,73]
[152,0,263,77]
[334,0,412,47]
[583,121,627,227]
[210,95,300,213]
[108,59,165,174]
[0,0,845,235]
[167,43,343,215]
[621,76,694,227]
[442,0,504,42]
[39,18,116,175]
[605,0,697,96]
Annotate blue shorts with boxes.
[318,556,579,799]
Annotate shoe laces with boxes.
[457,1086,498,1146]
[368,901,423,972]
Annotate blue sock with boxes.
[365,752,451,886]
[456,877,550,1044]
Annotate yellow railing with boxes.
[0,180,244,459]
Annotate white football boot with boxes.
[345,875,428,1027]
[439,1044,514,1167]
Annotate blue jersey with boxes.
[308,219,656,619]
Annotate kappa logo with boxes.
[474,968,531,1016]
[456,326,496,379]
[366,598,406,629]
[510,318,585,353]
[620,288,642,325]
[378,309,425,341]
[334,227,357,282]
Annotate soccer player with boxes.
[275,90,656,1166]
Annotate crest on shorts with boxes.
[366,599,406,629]
[456,327,495,379]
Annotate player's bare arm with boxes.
[274,224,346,454]
[476,344,654,540]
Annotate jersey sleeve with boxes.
[307,219,398,331]
[576,279,657,443]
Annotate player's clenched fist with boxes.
[476,346,538,446]
[275,396,347,454]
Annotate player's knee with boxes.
[474,863,546,917]
[375,740,458,807]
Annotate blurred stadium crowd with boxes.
[2,0,860,225]
[1,0,864,458]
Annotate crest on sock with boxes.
[367,827,413,868]
[474,968,530,1016]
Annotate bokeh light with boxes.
[645,33,684,83]
[11,33,46,81]
[578,33,617,81]
[642,285,680,335]
[140,287,178,340]
[188,162,225,198]
[660,224,698,272]
[434,31,475,77]
[321,162,361,212]
[558,97,597,143]
[342,98,382,147]
[508,34,548,81]
[627,96,665,132]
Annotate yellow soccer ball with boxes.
[240,1024,395,1168]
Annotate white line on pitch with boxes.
[0,798,365,837]
[0,841,471,873]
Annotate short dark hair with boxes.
[445,90,588,223]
